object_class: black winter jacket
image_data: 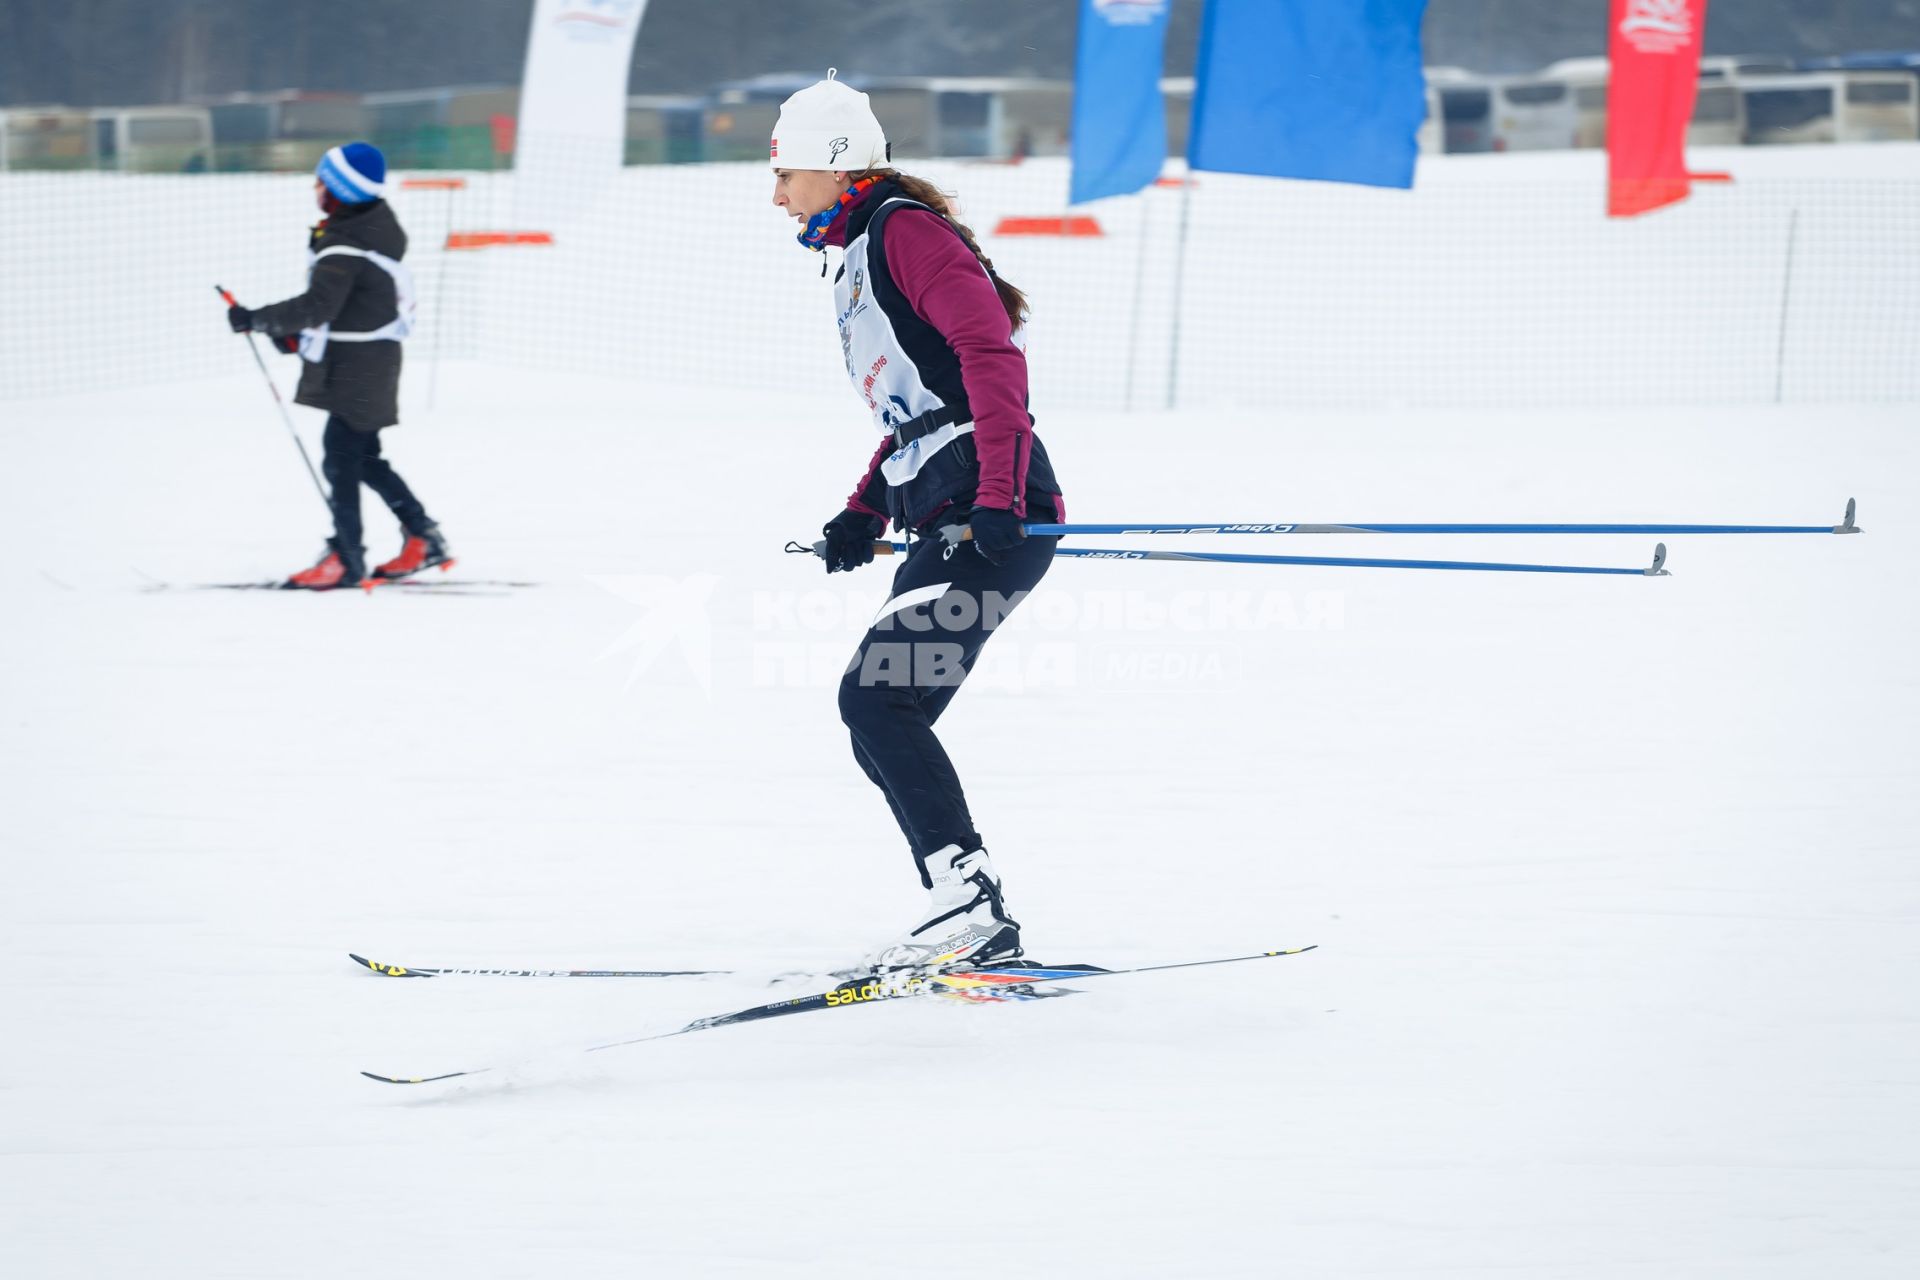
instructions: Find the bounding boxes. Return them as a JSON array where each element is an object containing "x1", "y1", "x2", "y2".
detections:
[{"x1": 251, "y1": 200, "x2": 409, "y2": 430}]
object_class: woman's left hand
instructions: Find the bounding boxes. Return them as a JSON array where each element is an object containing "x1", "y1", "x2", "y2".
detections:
[{"x1": 968, "y1": 507, "x2": 1026, "y2": 564}]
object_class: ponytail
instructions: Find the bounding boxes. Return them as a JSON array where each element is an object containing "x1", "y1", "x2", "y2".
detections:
[{"x1": 851, "y1": 168, "x2": 1029, "y2": 332}]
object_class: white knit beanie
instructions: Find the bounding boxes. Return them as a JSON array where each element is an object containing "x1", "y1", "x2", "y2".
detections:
[{"x1": 770, "y1": 70, "x2": 889, "y2": 171}]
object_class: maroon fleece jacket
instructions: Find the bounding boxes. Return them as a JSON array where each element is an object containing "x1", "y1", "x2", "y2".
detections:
[{"x1": 826, "y1": 196, "x2": 1037, "y2": 519}]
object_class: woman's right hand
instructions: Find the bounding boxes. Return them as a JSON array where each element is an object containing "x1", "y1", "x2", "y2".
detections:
[{"x1": 821, "y1": 508, "x2": 887, "y2": 573}]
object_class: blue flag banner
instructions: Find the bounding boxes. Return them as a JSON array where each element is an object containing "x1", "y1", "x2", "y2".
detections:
[
  {"x1": 1188, "y1": 0, "x2": 1430, "y2": 190},
  {"x1": 1070, "y1": 0, "x2": 1173, "y2": 205}
]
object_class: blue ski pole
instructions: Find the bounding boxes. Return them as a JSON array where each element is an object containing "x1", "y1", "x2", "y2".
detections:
[
  {"x1": 1022, "y1": 499, "x2": 1859, "y2": 537},
  {"x1": 788, "y1": 535, "x2": 1671, "y2": 577},
  {"x1": 1036, "y1": 543, "x2": 1670, "y2": 576}
]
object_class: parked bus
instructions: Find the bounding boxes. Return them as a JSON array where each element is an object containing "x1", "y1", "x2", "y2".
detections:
[
  {"x1": 1492, "y1": 77, "x2": 1579, "y2": 150},
  {"x1": 1740, "y1": 72, "x2": 1920, "y2": 144},
  {"x1": 1688, "y1": 80, "x2": 1745, "y2": 146},
  {"x1": 1428, "y1": 68, "x2": 1494, "y2": 154},
  {"x1": 0, "y1": 107, "x2": 93, "y2": 170},
  {"x1": 1539, "y1": 54, "x2": 1831, "y2": 150},
  {"x1": 625, "y1": 95, "x2": 705, "y2": 164},
  {"x1": 199, "y1": 91, "x2": 368, "y2": 170},
  {"x1": 1539, "y1": 57, "x2": 1609, "y2": 148},
  {"x1": 91, "y1": 106, "x2": 212, "y2": 172},
  {"x1": 1431, "y1": 72, "x2": 1575, "y2": 154},
  {"x1": 841, "y1": 77, "x2": 1072, "y2": 160},
  {"x1": 362, "y1": 85, "x2": 517, "y2": 169},
  {"x1": 988, "y1": 79, "x2": 1075, "y2": 158},
  {"x1": 1437, "y1": 86, "x2": 1493, "y2": 152}
]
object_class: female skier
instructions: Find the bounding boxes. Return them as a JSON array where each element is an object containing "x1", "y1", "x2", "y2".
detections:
[
  {"x1": 771, "y1": 74, "x2": 1065, "y2": 971},
  {"x1": 226, "y1": 141, "x2": 449, "y2": 589}
]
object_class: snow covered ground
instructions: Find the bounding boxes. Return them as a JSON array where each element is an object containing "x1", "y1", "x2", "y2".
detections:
[{"x1": 4, "y1": 360, "x2": 1916, "y2": 1277}]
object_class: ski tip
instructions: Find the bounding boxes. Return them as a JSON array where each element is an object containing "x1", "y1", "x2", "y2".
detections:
[
  {"x1": 362, "y1": 1070, "x2": 431, "y2": 1085},
  {"x1": 1643, "y1": 543, "x2": 1670, "y2": 577},
  {"x1": 1266, "y1": 945, "x2": 1318, "y2": 956},
  {"x1": 1834, "y1": 497, "x2": 1861, "y2": 534},
  {"x1": 349, "y1": 954, "x2": 427, "y2": 977},
  {"x1": 362, "y1": 1068, "x2": 474, "y2": 1085}
]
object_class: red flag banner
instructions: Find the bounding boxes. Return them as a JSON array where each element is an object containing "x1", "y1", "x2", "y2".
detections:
[{"x1": 1608, "y1": 0, "x2": 1709, "y2": 217}]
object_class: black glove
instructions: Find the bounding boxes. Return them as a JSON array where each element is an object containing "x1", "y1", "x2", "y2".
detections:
[
  {"x1": 227, "y1": 304, "x2": 256, "y2": 333},
  {"x1": 968, "y1": 506, "x2": 1026, "y2": 565},
  {"x1": 270, "y1": 333, "x2": 300, "y2": 355},
  {"x1": 821, "y1": 508, "x2": 886, "y2": 574}
]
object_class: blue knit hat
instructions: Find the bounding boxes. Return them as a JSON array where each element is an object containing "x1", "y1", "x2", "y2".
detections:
[{"x1": 316, "y1": 142, "x2": 387, "y2": 203}]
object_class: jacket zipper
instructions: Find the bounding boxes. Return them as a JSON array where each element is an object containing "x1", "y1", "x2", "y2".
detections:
[{"x1": 1012, "y1": 433, "x2": 1028, "y2": 514}]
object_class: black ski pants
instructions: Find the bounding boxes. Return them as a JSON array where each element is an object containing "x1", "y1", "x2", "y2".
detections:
[
  {"x1": 322, "y1": 415, "x2": 431, "y2": 570},
  {"x1": 838, "y1": 528, "x2": 1055, "y2": 886}
]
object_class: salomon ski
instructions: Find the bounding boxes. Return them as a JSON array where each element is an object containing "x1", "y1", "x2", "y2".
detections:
[{"x1": 361, "y1": 945, "x2": 1317, "y2": 1085}]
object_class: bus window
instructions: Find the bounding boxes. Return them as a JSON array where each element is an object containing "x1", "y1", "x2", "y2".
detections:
[
  {"x1": 128, "y1": 116, "x2": 206, "y2": 145},
  {"x1": 95, "y1": 117, "x2": 117, "y2": 161},
  {"x1": 1693, "y1": 85, "x2": 1738, "y2": 122},
  {"x1": 1687, "y1": 83, "x2": 1742, "y2": 146},
  {"x1": 1744, "y1": 87, "x2": 1835, "y2": 143},
  {"x1": 1846, "y1": 80, "x2": 1914, "y2": 105},
  {"x1": 1842, "y1": 77, "x2": 1919, "y2": 140},
  {"x1": 936, "y1": 92, "x2": 990, "y2": 127},
  {"x1": 1502, "y1": 82, "x2": 1567, "y2": 105},
  {"x1": 122, "y1": 113, "x2": 210, "y2": 170},
  {"x1": 279, "y1": 98, "x2": 366, "y2": 139},
  {"x1": 935, "y1": 92, "x2": 992, "y2": 157},
  {"x1": 1494, "y1": 80, "x2": 1577, "y2": 150},
  {"x1": 208, "y1": 103, "x2": 272, "y2": 145}
]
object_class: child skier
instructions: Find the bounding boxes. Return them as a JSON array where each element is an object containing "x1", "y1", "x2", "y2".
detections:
[{"x1": 226, "y1": 141, "x2": 449, "y2": 590}]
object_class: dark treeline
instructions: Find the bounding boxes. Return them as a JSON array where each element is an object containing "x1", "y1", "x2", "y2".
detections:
[{"x1": 3, "y1": 0, "x2": 1915, "y2": 109}]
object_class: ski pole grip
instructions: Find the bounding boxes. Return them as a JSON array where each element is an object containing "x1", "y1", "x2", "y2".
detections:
[{"x1": 796, "y1": 539, "x2": 897, "y2": 560}]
